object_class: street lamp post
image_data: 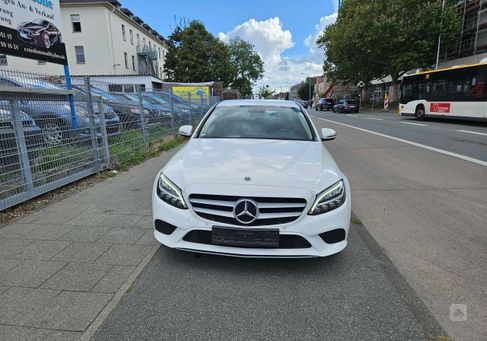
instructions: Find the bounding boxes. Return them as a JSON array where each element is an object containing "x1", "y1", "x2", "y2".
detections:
[{"x1": 435, "y1": 0, "x2": 446, "y2": 70}]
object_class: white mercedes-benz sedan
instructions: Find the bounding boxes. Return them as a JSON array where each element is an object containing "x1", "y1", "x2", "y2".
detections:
[{"x1": 152, "y1": 100, "x2": 351, "y2": 258}]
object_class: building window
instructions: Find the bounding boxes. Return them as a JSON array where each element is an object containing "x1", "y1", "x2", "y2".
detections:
[
  {"x1": 129, "y1": 29, "x2": 133, "y2": 45},
  {"x1": 122, "y1": 24, "x2": 126, "y2": 41},
  {"x1": 149, "y1": 41, "x2": 151, "y2": 49},
  {"x1": 158, "y1": 47, "x2": 161, "y2": 59},
  {"x1": 0, "y1": 54, "x2": 7, "y2": 65},
  {"x1": 142, "y1": 37, "x2": 146, "y2": 47},
  {"x1": 132, "y1": 55, "x2": 136, "y2": 71},
  {"x1": 136, "y1": 34, "x2": 140, "y2": 47},
  {"x1": 75, "y1": 46, "x2": 85, "y2": 63},
  {"x1": 124, "y1": 52, "x2": 128, "y2": 69},
  {"x1": 71, "y1": 14, "x2": 81, "y2": 32}
]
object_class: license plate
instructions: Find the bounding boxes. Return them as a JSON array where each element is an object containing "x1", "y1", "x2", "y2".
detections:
[{"x1": 211, "y1": 227, "x2": 279, "y2": 248}]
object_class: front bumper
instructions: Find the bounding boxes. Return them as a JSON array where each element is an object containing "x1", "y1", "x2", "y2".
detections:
[{"x1": 152, "y1": 183, "x2": 351, "y2": 258}]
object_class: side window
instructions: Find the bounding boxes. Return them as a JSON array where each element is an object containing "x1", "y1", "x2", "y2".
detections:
[
  {"x1": 465, "y1": 76, "x2": 485, "y2": 100},
  {"x1": 431, "y1": 79, "x2": 447, "y2": 101}
]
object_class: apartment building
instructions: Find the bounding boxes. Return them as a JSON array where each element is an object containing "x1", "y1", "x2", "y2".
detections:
[{"x1": 0, "y1": 0, "x2": 168, "y2": 91}]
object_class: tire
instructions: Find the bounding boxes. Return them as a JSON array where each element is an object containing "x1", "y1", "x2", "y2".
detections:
[
  {"x1": 42, "y1": 32, "x2": 50, "y2": 49},
  {"x1": 415, "y1": 105, "x2": 426, "y2": 121},
  {"x1": 332, "y1": 108, "x2": 335, "y2": 113},
  {"x1": 355, "y1": 109, "x2": 359, "y2": 113},
  {"x1": 40, "y1": 120, "x2": 65, "y2": 146}
]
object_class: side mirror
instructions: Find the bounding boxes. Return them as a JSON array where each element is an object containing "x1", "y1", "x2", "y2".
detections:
[
  {"x1": 321, "y1": 128, "x2": 337, "y2": 141},
  {"x1": 178, "y1": 125, "x2": 193, "y2": 137}
]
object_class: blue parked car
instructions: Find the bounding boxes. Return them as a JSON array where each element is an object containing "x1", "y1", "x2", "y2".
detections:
[
  {"x1": 0, "y1": 108, "x2": 42, "y2": 167},
  {"x1": 0, "y1": 76, "x2": 121, "y2": 145}
]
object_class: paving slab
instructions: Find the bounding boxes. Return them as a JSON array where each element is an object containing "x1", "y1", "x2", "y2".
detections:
[
  {"x1": 0, "y1": 286, "x2": 9, "y2": 295},
  {"x1": 25, "y1": 291, "x2": 112, "y2": 331},
  {"x1": 8, "y1": 240, "x2": 71, "y2": 261},
  {"x1": 0, "y1": 260, "x2": 67, "y2": 287},
  {"x1": 57, "y1": 225, "x2": 111, "y2": 242},
  {"x1": 91, "y1": 266, "x2": 136, "y2": 294},
  {"x1": 0, "y1": 286, "x2": 59, "y2": 325},
  {"x1": 0, "y1": 259, "x2": 21, "y2": 275},
  {"x1": 41, "y1": 262, "x2": 111, "y2": 292},
  {"x1": 0, "y1": 325, "x2": 51, "y2": 341},
  {"x1": 0, "y1": 238, "x2": 34, "y2": 258},
  {"x1": 99, "y1": 214, "x2": 144, "y2": 228},
  {"x1": 46, "y1": 330, "x2": 83, "y2": 341},
  {"x1": 66, "y1": 213, "x2": 111, "y2": 227},
  {"x1": 133, "y1": 215, "x2": 153, "y2": 229},
  {"x1": 136, "y1": 230, "x2": 158, "y2": 246},
  {"x1": 95, "y1": 244, "x2": 152, "y2": 266},
  {"x1": 22, "y1": 224, "x2": 75, "y2": 241},
  {"x1": 98, "y1": 228, "x2": 145, "y2": 244},
  {"x1": 0, "y1": 223, "x2": 37, "y2": 239},
  {"x1": 50, "y1": 242, "x2": 112, "y2": 263}
]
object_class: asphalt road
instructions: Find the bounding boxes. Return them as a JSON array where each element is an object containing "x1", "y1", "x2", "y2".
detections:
[
  {"x1": 310, "y1": 109, "x2": 487, "y2": 162},
  {"x1": 93, "y1": 227, "x2": 441, "y2": 341},
  {"x1": 311, "y1": 111, "x2": 487, "y2": 341}
]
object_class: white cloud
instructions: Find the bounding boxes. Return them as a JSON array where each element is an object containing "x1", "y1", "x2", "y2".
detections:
[
  {"x1": 218, "y1": 12, "x2": 337, "y2": 92},
  {"x1": 219, "y1": 17, "x2": 293, "y2": 66},
  {"x1": 303, "y1": 12, "x2": 337, "y2": 62}
]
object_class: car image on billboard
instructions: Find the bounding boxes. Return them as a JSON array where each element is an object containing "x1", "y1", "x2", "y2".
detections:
[{"x1": 17, "y1": 19, "x2": 62, "y2": 49}]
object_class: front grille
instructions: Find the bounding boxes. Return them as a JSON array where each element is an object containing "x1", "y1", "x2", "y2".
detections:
[
  {"x1": 183, "y1": 230, "x2": 311, "y2": 249},
  {"x1": 104, "y1": 112, "x2": 116, "y2": 119},
  {"x1": 189, "y1": 194, "x2": 307, "y2": 226}
]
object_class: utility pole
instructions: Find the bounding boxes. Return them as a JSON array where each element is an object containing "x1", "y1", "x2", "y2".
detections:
[{"x1": 435, "y1": 0, "x2": 446, "y2": 69}]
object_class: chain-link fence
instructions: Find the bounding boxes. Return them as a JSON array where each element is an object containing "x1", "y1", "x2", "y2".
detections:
[{"x1": 0, "y1": 70, "x2": 218, "y2": 211}]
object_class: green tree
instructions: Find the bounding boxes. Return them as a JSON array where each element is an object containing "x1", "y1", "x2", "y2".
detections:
[
  {"x1": 228, "y1": 37, "x2": 264, "y2": 97},
  {"x1": 164, "y1": 20, "x2": 234, "y2": 86},
  {"x1": 298, "y1": 80, "x2": 314, "y2": 101},
  {"x1": 257, "y1": 85, "x2": 275, "y2": 99},
  {"x1": 317, "y1": 0, "x2": 461, "y2": 85}
]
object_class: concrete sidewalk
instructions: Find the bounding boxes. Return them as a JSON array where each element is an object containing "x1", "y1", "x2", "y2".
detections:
[{"x1": 0, "y1": 148, "x2": 179, "y2": 340}]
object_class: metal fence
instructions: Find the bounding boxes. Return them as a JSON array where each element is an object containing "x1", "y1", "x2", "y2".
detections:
[{"x1": 0, "y1": 70, "x2": 218, "y2": 211}]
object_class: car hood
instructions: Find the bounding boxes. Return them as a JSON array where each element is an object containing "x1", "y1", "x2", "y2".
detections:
[{"x1": 163, "y1": 139, "x2": 342, "y2": 193}]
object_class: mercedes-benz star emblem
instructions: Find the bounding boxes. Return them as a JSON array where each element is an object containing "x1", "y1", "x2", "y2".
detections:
[{"x1": 233, "y1": 199, "x2": 259, "y2": 224}]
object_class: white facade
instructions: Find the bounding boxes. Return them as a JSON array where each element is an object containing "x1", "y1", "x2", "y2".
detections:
[{"x1": 0, "y1": 1, "x2": 168, "y2": 82}]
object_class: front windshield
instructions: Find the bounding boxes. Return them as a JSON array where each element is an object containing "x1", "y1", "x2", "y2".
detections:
[{"x1": 198, "y1": 105, "x2": 314, "y2": 141}]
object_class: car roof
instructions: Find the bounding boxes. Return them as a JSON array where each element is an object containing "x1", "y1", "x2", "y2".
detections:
[{"x1": 218, "y1": 99, "x2": 299, "y2": 108}]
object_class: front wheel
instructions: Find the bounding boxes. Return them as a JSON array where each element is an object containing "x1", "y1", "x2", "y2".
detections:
[
  {"x1": 40, "y1": 121, "x2": 65, "y2": 146},
  {"x1": 42, "y1": 32, "x2": 51, "y2": 49},
  {"x1": 415, "y1": 105, "x2": 426, "y2": 120}
]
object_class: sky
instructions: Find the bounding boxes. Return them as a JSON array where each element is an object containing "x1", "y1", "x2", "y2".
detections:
[{"x1": 121, "y1": 0, "x2": 339, "y2": 91}]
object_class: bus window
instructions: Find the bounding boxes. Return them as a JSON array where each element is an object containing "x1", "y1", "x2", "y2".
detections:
[{"x1": 431, "y1": 79, "x2": 447, "y2": 101}]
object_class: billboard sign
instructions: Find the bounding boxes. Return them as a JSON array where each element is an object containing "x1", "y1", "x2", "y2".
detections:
[
  {"x1": 173, "y1": 85, "x2": 210, "y2": 102},
  {"x1": 0, "y1": 0, "x2": 67, "y2": 64}
]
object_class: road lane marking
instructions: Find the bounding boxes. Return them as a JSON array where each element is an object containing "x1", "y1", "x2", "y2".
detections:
[
  {"x1": 457, "y1": 129, "x2": 487, "y2": 137},
  {"x1": 400, "y1": 121, "x2": 427, "y2": 127},
  {"x1": 367, "y1": 117, "x2": 383, "y2": 121},
  {"x1": 316, "y1": 117, "x2": 487, "y2": 167}
]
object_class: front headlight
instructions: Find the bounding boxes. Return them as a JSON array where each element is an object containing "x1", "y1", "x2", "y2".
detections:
[
  {"x1": 308, "y1": 180, "x2": 346, "y2": 215},
  {"x1": 157, "y1": 173, "x2": 187, "y2": 209},
  {"x1": 64, "y1": 104, "x2": 89, "y2": 116}
]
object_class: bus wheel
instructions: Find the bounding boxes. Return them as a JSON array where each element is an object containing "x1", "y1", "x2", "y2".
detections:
[{"x1": 415, "y1": 105, "x2": 426, "y2": 120}]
